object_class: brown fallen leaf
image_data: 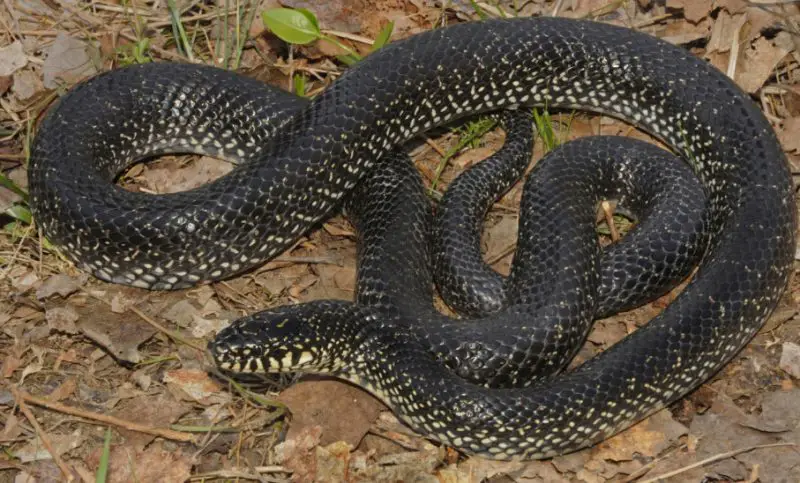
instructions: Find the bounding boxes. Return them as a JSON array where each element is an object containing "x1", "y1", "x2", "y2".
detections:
[
  {"x1": 274, "y1": 425, "x2": 323, "y2": 482},
  {"x1": 289, "y1": 274, "x2": 319, "y2": 299},
  {"x1": 0, "y1": 41, "x2": 27, "y2": 76},
  {"x1": 1, "y1": 346, "x2": 23, "y2": 379},
  {"x1": 304, "y1": 264, "x2": 353, "y2": 301},
  {"x1": 0, "y1": 75, "x2": 10, "y2": 96},
  {"x1": 90, "y1": 444, "x2": 193, "y2": 483},
  {"x1": 752, "y1": 388, "x2": 800, "y2": 433},
  {"x1": 716, "y1": 0, "x2": 748, "y2": 15},
  {"x1": 587, "y1": 319, "x2": 629, "y2": 347},
  {"x1": 36, "y1": 273, "x2": 88, "y2": 300},
  {"x1": 46, "y1": 377, "x2": 77, "y2": 402},
  {"x1": 685, "y1": 395, "x2": 777, "y2": 480},
  {"x1": 706, "y1": 11, "x2": 747, "y2": 54},
  {"x1": 45, "y1": 306, "x2": 79, "y2": 334},
  {"x1": 10, "y1": 269, "x2": 40, "y2": 293},
  {"x1": 277, "y1": 379, "x2": 385, "y2": 447},
  {"x1": 42, "y1": 32, "x2": 98, "y2": 89},
  {"x1": 162, "y1": 299, "x2": 200, "y2": 328},
  {"x1": 592, "y1": 409, "x2": 688, "y2": 461},
  {"x1": 484, "y1": 214, "x2": 518, "y2": 269},
  {"x1": 135, "y1": 156, "x2": 233, "y2": 194},
  {"x1": 14, "y1": 429, "x2": 85, "y2": 463},
  {"x1": 76, "y1": 300, "x2": 154, "y2": 364},
  {"x1": 735, "y1": 33, "x2": 794, "y2": 93},
  {"x1": 112, "y1": 393, "x2": 191, "y2": 450},
  {"x1": 666, "y1": 0, "x2": 713, "y2": 23},
  {"x1": 459, "y1": 457, "x2": 554, "y2": 481},
  {"x1": 163, "y1": 368, "x2": 231, "y2": 406},
  {"x1": 316, "y1": 440, "x2": 352, "y2": 483}
]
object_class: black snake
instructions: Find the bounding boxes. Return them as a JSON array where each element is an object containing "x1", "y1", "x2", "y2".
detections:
[{"x1": 28, "y1": 17, "x2": 795, "y2": 459}]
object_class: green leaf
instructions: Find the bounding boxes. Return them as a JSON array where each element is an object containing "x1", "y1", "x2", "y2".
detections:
[
  {"x1": 296, "y1": 8, "x2": 320, "y2": 32},
  {"x1": 372, "y1": 21, "x2": 394, "y2": 51},
  {"x1": 6, "y1": 204, "x2": 31, "y2": 225},
  {"x1": 262, "y1": 8, "x2": 321, "y2": 45}
]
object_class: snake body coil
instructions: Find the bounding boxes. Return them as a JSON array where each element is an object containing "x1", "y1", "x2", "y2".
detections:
[{"x1": 29, "y1": 17, "x2": 795, "y2": 459}]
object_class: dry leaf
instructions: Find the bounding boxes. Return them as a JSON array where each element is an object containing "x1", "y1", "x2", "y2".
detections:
[
  {"x1": 96, "y1": 445, "x2": 193, "y2": 483},
  {"x1": 0, "y1": 42, "x2": 27, "y2": 76},
  {"x1": 42, "y1": 32, "x2": 98, "y2": 89},
  {"x1": 75, "y1": 298, "x2": 155, "y2": 364},
  {"x1": 593, "y1": 409, "x2": 688, "y2": 460},
  {"x1": 707, "y1": 11, "x2": 747, "y2": 54},
  {"x1": 274, "y1": 426, "x2": 323, "y2": 482},
  {"x1": 15, "y1": 430, "x2": 85, "y2": 463},
  {"x1": 46, "y1": 377, "x2": 77, "y2": 402},
  {"x1": 735, "y1": 33, "x2": 793, "y2": 93},
  {"x1": 36, "y1": 273, "x2": 88, "y2": 300},
  {"x1": 163, "y1": 368, "x2": 230, "y2": 405},
  {"x1": 278, "y1": 379, "x2": 385, "y2": 447},
  {"x1": 45, "y1": 306, "x2": 79, "y2": 334},
  {"x1": 666, "y1": 0, "x2": 712, "y2": 23},
  {"x1": 112, "y1": 393, "x2": 190, "y2": 450}
]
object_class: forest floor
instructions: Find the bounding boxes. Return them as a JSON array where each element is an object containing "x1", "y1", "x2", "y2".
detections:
[{"x1": 1, "y1": 0, "x2": 800, "y2": 482}]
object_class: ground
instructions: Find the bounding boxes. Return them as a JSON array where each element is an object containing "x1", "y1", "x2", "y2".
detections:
[{"x1": 1, "y1": 0, "x2": 800, "y2": 482}]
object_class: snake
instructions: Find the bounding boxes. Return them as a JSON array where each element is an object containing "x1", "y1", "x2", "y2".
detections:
[{"x1": 28, "y1": 17, "x2": 795, "y2": 460}]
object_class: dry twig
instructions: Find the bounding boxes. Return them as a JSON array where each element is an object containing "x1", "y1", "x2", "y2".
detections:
[
  {"x1": 11, "y1": 387, "x2": 76, "y2": 482},
  {"x1": 14, "y1": 389, "x2": 198, "y2": 443}
]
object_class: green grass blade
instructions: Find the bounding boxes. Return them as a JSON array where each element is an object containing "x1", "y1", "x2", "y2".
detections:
[
  {"x1": 95, "y1": 427, "x2": 112, "y2": 483},
  {"x1": 167, "y1": 0, "x2": 194, "y2": 61},
  {"x1": 0, "y1": 172, "x2": 29, "y2": 201},
  {"x1": 372, "y1": 21, "x2": 394, "y2": 51}
]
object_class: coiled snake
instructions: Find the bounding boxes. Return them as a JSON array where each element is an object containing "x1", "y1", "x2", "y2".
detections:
[{"x1": 28, "y1": 17, "x2": 795, "y2": 459}]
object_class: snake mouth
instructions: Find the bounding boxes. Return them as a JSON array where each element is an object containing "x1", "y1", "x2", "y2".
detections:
[
  {"x1": 209, "y1": 314, "x2": 327, "y2": 375},
  {"x1": 209, "y1": 340, "x2": 321, "y2": 374}
]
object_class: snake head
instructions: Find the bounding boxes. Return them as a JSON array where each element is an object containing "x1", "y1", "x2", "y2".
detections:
[{"x1": 209, "y1": 300, "x2": 375, "y2": 375}]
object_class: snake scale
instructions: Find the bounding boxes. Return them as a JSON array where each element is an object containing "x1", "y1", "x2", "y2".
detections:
[{"x1": 28, "y1": 17, "x2": 795, "y2": 459}]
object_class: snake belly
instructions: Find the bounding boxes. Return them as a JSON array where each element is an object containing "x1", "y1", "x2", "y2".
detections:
[{"x1": 30, "y1": 17, "x2": 796, "y2": 459}]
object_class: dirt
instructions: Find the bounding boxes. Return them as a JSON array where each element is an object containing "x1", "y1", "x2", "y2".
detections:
[{"x1": 1, "y1": 0, "x2": 800, "y2": 482}]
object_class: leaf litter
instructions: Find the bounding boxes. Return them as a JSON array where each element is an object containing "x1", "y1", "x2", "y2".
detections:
[{"x1": 1, "y1": 0, "x2": 800, "y2": 481}]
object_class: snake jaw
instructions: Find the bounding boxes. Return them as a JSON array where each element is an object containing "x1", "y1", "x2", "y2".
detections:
[{"x1": 210, "y1": 300, "x2": 376, "y2": 376}]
